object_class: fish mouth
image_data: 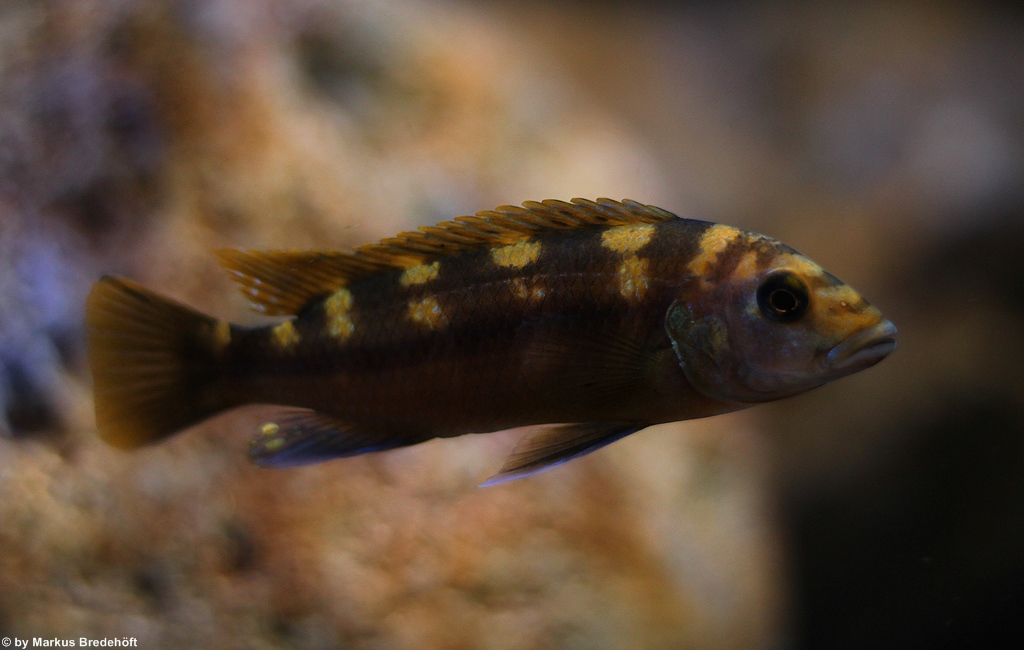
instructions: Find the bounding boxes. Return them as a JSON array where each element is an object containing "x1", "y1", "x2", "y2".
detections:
[{"x1": 826, "y1": 319, "x2": 898, "y2": 373}]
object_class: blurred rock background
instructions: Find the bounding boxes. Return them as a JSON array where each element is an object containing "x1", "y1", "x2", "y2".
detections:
[{"x1": 0, "y1": 0, "x2": 1021, "y2": 648}]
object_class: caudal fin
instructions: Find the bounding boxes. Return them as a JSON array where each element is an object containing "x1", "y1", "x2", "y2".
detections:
[{"x1": 86, "y1": 276, "x2": 231, "y2": 448}]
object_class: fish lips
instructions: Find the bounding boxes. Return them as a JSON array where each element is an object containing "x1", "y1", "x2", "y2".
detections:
[{"x1": 826, "y1": 319, "x2": 898, "y2": 374}]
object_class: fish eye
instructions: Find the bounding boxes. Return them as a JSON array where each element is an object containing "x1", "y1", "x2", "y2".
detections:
[{"x1": 757, "y1": 271, "x2": 809, "y2": 323}]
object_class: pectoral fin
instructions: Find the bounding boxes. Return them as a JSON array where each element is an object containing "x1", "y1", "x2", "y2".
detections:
[
  {"x1": 480, "y1": 422, "x2": 646, "y2": 486},
  {"x1": 249, "y1": 408, "x2": 428, "y2": 468},
  {"x1": 521, "y1": 318, "x2": 666, "y2": 413}
]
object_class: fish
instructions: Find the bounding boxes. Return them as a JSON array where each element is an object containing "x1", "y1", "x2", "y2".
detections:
[{"x1": 85, "y1": 198, "x2": 897, "y2": 484}]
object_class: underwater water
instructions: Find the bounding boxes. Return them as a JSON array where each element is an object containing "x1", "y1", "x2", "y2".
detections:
[{"x1": 1, "y1": 1, "x2": 1021, "y2": 648}]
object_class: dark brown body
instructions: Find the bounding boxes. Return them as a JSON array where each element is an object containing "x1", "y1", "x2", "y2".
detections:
[{"x1": 222, "y1": 218, "x2": 732, "y2": 438}]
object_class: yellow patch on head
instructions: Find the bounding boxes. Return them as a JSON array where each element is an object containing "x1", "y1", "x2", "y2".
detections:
[
  {"x1": 814, "y1": 282, "x2": 864, "y2": 319},
  {"x1": 601, "y1": 223, "x2": 656, "y2": 255},
  {"x1": 731, "y1": 251, "x2": 761, "y2": 280},
  {"x1": 324, "y1": 288, "x2": 355, "y2": 340},
  {"x1": 407, "y1": 296, "x2": 448, "y2": 330},
  {"x1": 212, "y1": 320, "x2": 231, "y2": 352},
  {"x1": 400, "y1": 261, "x2": 440, "y2": 287},
  {"x1": 764, "y1": 252, "x2": 875, "y2": 332},
  {"x1": 777, "y1": 253, "x2": 823, "y2": 279},
  {"x1": 491, "y1": 241, "x2": 542, "y2": 269},
  {"x1": 688, "y1": 224, "x2": 743, "y2": 278},
  {"x1": 617, "y1": 256, "x2": 650, "y2": 300},
  {"x1": 272, "y1": 320, "x2": 301, "y2": 348}
]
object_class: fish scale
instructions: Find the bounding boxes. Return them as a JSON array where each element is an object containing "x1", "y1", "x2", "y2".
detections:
[{"x1": 86, "y1": 198, "x2": 896, "y2": 484}]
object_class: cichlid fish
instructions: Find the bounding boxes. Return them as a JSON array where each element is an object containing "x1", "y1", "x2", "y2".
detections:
[{"x1": 86, "y1": 199, "x2": 896, "y2": 484}]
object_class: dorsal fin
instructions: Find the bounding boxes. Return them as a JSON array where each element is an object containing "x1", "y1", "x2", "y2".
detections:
[{"x1": 218, "y1": 198, "x2": 678, "y2": 315}]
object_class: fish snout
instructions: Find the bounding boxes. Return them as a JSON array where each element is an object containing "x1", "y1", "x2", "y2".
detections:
[{"x1": 825, "y1": 319, "x2": 898, "y2": 374}]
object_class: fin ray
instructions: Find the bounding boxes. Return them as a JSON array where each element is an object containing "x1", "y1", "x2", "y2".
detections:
[
  {"x1": 481, "y1": 422, "x2": 645, "y2": 486},
  {"x1": 86, "y1": 276, "x2": 228, "y2": 448},
  {"x1": 521, "y1": 317, "x2": 665, "y2": 412}
]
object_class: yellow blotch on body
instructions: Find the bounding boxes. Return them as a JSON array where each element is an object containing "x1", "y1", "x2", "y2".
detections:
[
  {"x1": 491, "y1": 241, "x2": 542, "y2": 269},
  {"x1": 263, "y1": 437, "x2": 285, "y2": 451},
  {"x1": 407, "y1": 296, "x2": 448, "y2": 330},
  {"x1": 272, "y1": 320, "x2": 301, "y2": 348},
  {"x1": 260, "y1": 422, "x2": 280, "y2": 436},
  {"x1": 509, "y1": 278, "x2": 547, "y2": 302},
  {"x1": 510, "y1": 278, "x2": 529, "y2": 300},
  {"x1": 212, "y1": 320, "x2": 231, "y2": 352},
  {"x1": 601, "y1": 223, "x2": 656, "y2": 254},
  {"x1": 253, "y1": 422, "x2": 285, "y2": 452},
  {"x1": 617, "y1": 256, "x2": 650, "y2": 300},
  {"x1": 687, "y1": 224, "x2": 743, "y2": 278},
  {"x1": 325, "y1": 288, "x2": 355, "y2": 340},
  {"x1": 400, "y1": 261, "x2": 440, "y2": 287}
]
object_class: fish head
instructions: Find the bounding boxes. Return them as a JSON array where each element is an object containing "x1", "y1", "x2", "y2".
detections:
[{"x1": 666, "y1": 233, "x2": 897, "y2": 404}]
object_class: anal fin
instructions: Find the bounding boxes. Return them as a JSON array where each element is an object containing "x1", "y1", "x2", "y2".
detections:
[
  {"x1": 480, "y1": 422, "x2": 646, "y2": 486},
  {"x1": 249, "y1": 408, "x2": 424, "y2": 468}
]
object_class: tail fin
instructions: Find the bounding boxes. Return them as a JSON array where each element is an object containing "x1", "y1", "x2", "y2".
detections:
[{"x1": 85, "y1": 276, "x2": 231, "y2": 448}]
